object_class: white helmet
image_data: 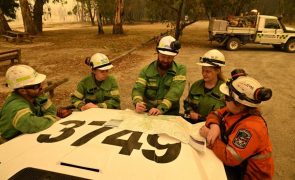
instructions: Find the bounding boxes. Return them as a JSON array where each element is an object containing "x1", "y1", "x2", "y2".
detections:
[
  {"x1": 86, "y1": 53, "x2": 113, "y2": 70},
  {"x1": 157, "y1": 35, "x2": 181, "y2": 56},
  {"x1": 6, "y1": 65, "x2": 46, "y2": 90},
  {"x1": 220, "y1": 70, "x2": 272, "y2": 107},
  {"x1": 250, "y1": 9, "x2": 258, "y2": 14},
  {"x1": 197, "y1": 49, "x2": 225, "y2": 67}
]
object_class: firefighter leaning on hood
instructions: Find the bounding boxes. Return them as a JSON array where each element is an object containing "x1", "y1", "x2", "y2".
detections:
[
  {"x1": 0, "y1": 65, "x2": 58, "y2": 142},
  {"x1": 199, "y1": 69, "x2": 274, "y2": 180},
  {"x1": 131, "y1": 35, "x2": 186, "y2": 116},
  {"x1": 71, "y1": 53, "x2": 120, "y2": 111}
]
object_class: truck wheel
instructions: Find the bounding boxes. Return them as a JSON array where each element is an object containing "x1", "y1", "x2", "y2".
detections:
[
  {"x1": 285, "y1": 39, "x2": 295, "y2": 53},
  {"x1": 226, "y1": 37, "x2": 240, "y2": 51}
]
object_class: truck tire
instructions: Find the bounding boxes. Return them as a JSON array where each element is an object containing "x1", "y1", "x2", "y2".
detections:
[
  {"x1": 226, "y1": 37, "x2": 240, "y2": 51},
  {"x1": 284, "y1": 39, "x2": 295, "y2": 53}
]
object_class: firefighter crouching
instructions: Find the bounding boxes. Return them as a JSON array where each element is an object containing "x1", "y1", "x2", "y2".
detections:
[{"x1": 199, "y1": 69, "x2": 274, "y2": 180}]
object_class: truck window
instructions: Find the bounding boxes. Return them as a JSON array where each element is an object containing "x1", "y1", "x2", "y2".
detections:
[{"x1": 264, "y1": 19, "x2": 281, "y2": 29}]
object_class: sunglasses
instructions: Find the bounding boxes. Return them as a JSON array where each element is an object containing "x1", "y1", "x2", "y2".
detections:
[
  {"x1": 225, "y1": 95, "x2": 235, "y2": 102},
  {"x1": 23, "y1": 83, "x2": 41, "y2": 90}
]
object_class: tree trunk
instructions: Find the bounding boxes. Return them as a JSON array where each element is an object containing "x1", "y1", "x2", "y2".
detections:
[
  {"x1": 19, "y1": 0, "x2": 37, "y2": 34},
  {"x1": 174, "y1": 0, "x2": 184, "y2": 40},
  {"x1": 0, "y1": 8, "x2": 11, "y2": 34},
  {"x1": 113, "y1": 0, "x2": 124, "y2": 34},
  {"x1": 33, "y1": 0, "x2": 45, "y2": 33},
  {"x1": 81, "y1": 2, "x2": 85, "y2": 22},
  {"x1": 96, "y1": 5, "x2": 104, "y2": 34},
  {"x1": 86, "y1": 0, "x2": 95, "y2": 26}
]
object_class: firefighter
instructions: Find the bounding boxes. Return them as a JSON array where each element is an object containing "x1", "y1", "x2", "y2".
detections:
[
  {"x1": 0, "y1": 65, "x2": 58, "y2": 142},
  {"x1": 132, "y1": 35, "x2": 186, "y2": 116},
  {"x1": 71, "y1": 53, "x2": 120, "y2": 111},
  {"x1": 199, "y1": 69, "x2": 274, "y2": 180},
  {"x1": 183, "y1": 49, "x2": 226, "y2": 124}
]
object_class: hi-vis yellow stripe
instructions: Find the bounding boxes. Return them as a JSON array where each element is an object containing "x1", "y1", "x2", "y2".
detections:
[
  {"x1": 73, "y1": 90, "x2": 84, "y2": 99},
  {"x1": 133, "y1": 96, "x2": 143, "y2": 101},
  {"x1": 110, "y1": 90, "x2": 120, "y2": 96},
  {"x1": 44, "y1": 115, "x2": 58, "y2": 122},
  {"x1": 74, "y1": 100, "x2": 83, "y2": 108},
  {"x1": 12, "y1": 108, "x2": 32, "y2": 127},
  {"x1": 98, "y1": 103, "x2": 108, "y2": 108},
  {"x1": 16, "y1": 75, "x2": 33, "y2": 83},
  {"x1": 162, "y1": 99, "x2": 172, "y2": 109},
  {"x1": 136, "y1": 78, "x2": 147, "y2": 86},
  {"x1": 173, "y1": 75, "x2": 186, "y2": 81}
]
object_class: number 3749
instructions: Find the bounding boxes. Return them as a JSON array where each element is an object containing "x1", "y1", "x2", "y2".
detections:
[{"x1": 37, "y1": 120, "x2": 181, "y2": 163}]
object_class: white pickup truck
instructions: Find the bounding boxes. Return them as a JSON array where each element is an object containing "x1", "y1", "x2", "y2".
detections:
[{"x1": 209, "y1": 14, "x2": 295, "y2": 52}]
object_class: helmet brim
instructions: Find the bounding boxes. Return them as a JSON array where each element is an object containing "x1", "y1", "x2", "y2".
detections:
[
  {"x1": 97, "y1": 64, "x2": 113, "y2": 70},
  {"x1": 219, "y1": 83, "x2": 229, "y2": 96},
  {"x1": 196, "y1": 62, "x2": 225, "y2": 67},
  {"x1": 159, "y1": 50, "x2": 177, "y2": 56},
  {"x1": 28, "y1": 73, "x2": 46, "y2": 86}
]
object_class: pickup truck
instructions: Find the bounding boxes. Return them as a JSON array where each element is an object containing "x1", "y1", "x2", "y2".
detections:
[{"x1": 209, "y1": 14, "x2": 295, "y2": 52}]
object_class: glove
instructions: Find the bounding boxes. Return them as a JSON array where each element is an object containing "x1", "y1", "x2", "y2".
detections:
[{"x1": 57, "y1": 107, "x2": 73, "y2": 118}]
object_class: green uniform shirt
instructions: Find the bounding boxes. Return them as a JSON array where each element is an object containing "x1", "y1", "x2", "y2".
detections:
[
  {"x1": 132, "y1": 60, "x2": 186, "y2": 115},
  {"x1": 71, "y1": 74, "x2": 120, "y2": 110},
  {"x1": 0, "y1": 92, "x2": 58, "y2": 140},
  {"x1": 184, "y1": 79, "x2": 225, "y2": 118}
]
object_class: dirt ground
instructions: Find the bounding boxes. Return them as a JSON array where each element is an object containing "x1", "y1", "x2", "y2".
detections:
[{"x1": 1, "y1": 21, "x2": 295, "y2": 179}]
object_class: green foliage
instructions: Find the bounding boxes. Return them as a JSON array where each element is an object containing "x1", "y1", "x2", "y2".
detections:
[
  {"x1": 145, "y1": 0, "x2": 201, "y2": 22},
  {"x1": 97, "y1": 0, "x2": 116, "y2": 23},
  {"x1": 0, "y1": 0, "x2": 19, "y2": 19},
  {"x1": 124, "y1": 0, "x2": 145, "y2": 22}
]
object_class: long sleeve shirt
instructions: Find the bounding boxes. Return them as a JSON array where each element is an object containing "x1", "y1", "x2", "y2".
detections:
[
  {"x1": 184, "y1": 79, "x2": 225, "y2": 118},
  {"x1": 132, "y1": 60, "x2": 186, "y2": 115},
  {"x1": 205, "y1": 107, "x2": 274, "y2": 180},
  {"x1": 71, "y1": 75, "x2": 120, "y2": 110},
  {"x1": 0, "y1": 92, "x2": 58, "y2": 140}
]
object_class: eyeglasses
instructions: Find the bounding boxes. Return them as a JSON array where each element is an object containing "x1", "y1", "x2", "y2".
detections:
[
  {"x1": 23, "y1": 83, "x2": 41, "y2": 90},
  {"x1": 225, "y1": 95, "x2": 235, "y2": 102}
]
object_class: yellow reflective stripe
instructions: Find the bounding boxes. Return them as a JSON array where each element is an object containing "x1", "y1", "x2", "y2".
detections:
[
  {"x1": 173, "y1": 75, "x2": 186, "y2": 81},
  {"x1": 162, "y1": 99, "x2": 172, "y2": 109},
  {"x1": 110, "y1": 90, "x2": 120, "y2": 96},
  {"x1": 98, "y1": 103, "x2": 107, "y2": 108},
  {"x1": 42, "y1": 99, "x2": 52, "y2": 110},
  {"x1": 133, "y1": 96, "x2": 143, "y2": 101},
  {"x1": 251, "y1": 152, "x2": 272, "y2": 160},
  {"x1": 136, "y1": 78, "x2": 147, "y2": 86},
  {"x1": 74, "y1": 100, "x2": 83, "y2": 108},
  {"x1": 12, "y1": 108, "x2": 32, "y2": 127},
  {"x1": 16, "y1": 75, "x2": 33, "y2": 83},
  {"x1": 226, "y1": 145, "x2": 243, "y2": 162},
  {"x1": 44, "y1": 115, "x2": 58, "y2": 122},
  {"x1": 73, "y1": 90, "x2": 84, "y2": 99}
]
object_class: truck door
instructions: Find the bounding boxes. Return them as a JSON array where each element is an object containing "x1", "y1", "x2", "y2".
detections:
[{"x1": 255, "y1": 18, "x2": 284, "y2": 44}]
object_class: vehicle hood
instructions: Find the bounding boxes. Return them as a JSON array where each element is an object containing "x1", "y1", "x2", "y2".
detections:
[{"x1": 285, "y1": 26, "x2": 295, "y2": 33}]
